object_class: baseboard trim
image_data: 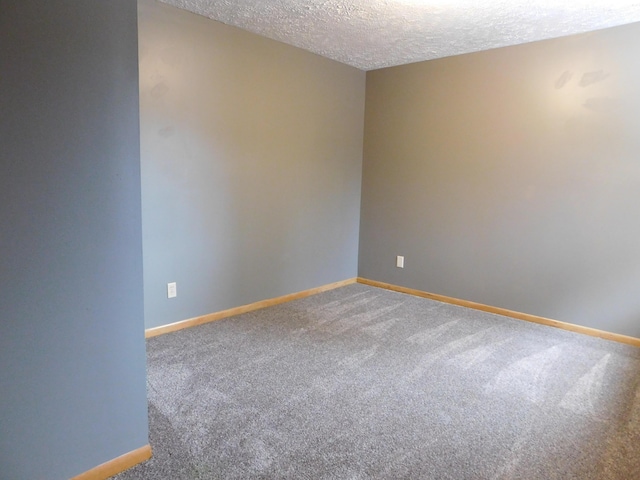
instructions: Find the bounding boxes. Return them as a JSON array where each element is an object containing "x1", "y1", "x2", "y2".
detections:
[
  {"x1": 70, "y1": 444, "x2": 152, "y2": 480},
  {"x1": 146, "y1": 278, "x2": 358, "y2": 338},
  {"x1": 357, "y1": 278, "x2": 640, "y2": 347}
]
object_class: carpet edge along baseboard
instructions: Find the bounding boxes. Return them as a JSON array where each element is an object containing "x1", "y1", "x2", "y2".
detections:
[
  {"x1": 357, "y1": 278, "x2": 640, "y2": 348},
  {"x1": 145, "y1": 278, "x2": 358, "y2": 338},
  {"x1": 70, "y1": 444, "x2": 152, "y2": 480}
]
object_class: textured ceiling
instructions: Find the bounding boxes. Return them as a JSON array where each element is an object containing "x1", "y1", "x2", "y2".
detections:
[{"x1": 158, "y1": 0, "x2": 640, "y2": 70}]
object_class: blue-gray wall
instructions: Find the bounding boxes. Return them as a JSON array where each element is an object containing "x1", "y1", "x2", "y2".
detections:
[
  {"x1": 359, "y1": 23, "x2": 640, "y2": 338},
  {"x1": 138, "y1": 0, "x2": 365, "y2": 329},
  {"x1": 0, "y1": 1, "x2": 149, "y2": 478}
]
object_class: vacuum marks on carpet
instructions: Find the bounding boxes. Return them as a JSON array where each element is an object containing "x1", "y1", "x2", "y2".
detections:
[{"x1": 115, "y1": 284, "x2": 640, "y2": 480}]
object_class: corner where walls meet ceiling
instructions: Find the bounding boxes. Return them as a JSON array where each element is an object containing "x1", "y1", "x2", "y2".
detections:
[{"x1": 157, "y1": 0, "x2": 640, "y2": 70}]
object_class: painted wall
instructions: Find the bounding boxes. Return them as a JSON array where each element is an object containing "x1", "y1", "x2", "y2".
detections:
[
  {"x1": 0, "y1": 1, "x2": 149, "y2": 479},
  {"x1": 359, "y1": 23, "x2": 640, "y2": 338},
  {"x1": 138, "y1": 0, "x2": 365, "y2": 329}
]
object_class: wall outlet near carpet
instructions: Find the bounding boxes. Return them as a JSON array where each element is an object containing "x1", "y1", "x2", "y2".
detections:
[
  {"x1": 167, "y1": 282, "x2": 177, "y2": 299},
  {"x1": 396, "y1": 256, "x2": 404, "y2": 268}
]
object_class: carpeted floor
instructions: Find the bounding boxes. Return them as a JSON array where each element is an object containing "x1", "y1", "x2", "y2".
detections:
[{"x1": 114, "y1": 283, "x2": 640, "y2": 479}]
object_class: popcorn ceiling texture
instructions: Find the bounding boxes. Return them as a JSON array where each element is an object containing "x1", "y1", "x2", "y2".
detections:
[{"x1": 157, "y1": 0, "x2": 640, "y2": 70}]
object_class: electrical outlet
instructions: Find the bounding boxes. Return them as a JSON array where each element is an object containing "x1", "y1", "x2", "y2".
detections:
[
  {"x1": 396, "y1": 256, "x2": 404, "y2": 268},
  {"x1": 167, "y1": 282, "x2": 177, "y2": 298}
]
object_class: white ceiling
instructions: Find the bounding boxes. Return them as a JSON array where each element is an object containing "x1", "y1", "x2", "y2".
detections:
[{"x1": 158, "y1": 0, "x2": 640, "y2": 70}]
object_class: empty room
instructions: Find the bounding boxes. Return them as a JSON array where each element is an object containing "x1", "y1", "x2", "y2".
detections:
[{"x1": 2, "y1": 0, "x2": 640, "y2": 479}]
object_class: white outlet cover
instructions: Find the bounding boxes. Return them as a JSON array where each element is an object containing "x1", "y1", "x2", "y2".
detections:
[
  {"x1": 396, "y1": 256, "x2": 404, "y2": 268},
  {"x1": 167, "y1": 282, "x2": 177, "y2": 298}
]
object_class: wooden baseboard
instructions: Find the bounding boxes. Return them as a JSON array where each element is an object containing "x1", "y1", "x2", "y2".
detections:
[
  {"x1": 146, "y1": 278, "x2": 358, "y2": 338},
  {"x1": 357, "y1": 278, "x2": 640, "y2": 348},
  {"x1": 70, "y1": 444, "x2": 152, "y2": 480}
]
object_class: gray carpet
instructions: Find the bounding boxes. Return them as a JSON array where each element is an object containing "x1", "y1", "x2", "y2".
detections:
[{"x1": 114, "y1": 284, "x2": 640, "y2": 479}]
